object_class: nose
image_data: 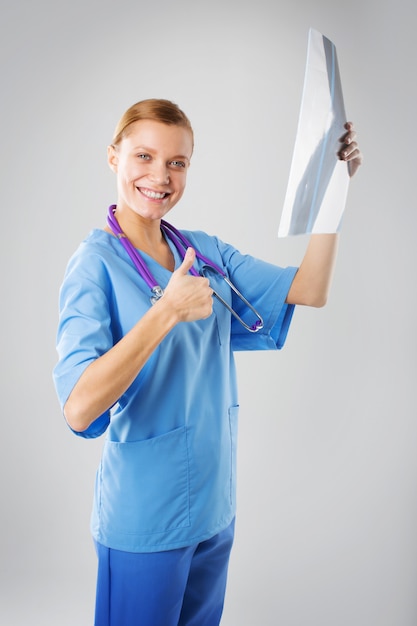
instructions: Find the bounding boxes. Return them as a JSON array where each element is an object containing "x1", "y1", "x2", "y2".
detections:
[{"x1": 149, "y1": 160, "x2": 170, "y2": 185}]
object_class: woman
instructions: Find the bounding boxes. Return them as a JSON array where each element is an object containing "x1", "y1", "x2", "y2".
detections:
[{"x1": 53, "y1": 98, "x2": 362, "y2": 626}]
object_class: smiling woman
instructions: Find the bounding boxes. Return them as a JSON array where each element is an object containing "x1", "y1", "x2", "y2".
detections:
[
  {"x1": 53, "y1": 97, "x2": 362, "y2": 626},
  {"x1": 107, "y1": 117, "x2": 193, "y2": 231}
]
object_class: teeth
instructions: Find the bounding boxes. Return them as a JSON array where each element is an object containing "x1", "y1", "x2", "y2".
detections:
[{"x1": 141, "y1": 188, "x2": 166, "y2": 199}]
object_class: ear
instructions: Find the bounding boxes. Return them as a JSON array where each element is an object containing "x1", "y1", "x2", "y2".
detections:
[{"x1": 107, "y1": 144, "x2": 119, "y2": 172}]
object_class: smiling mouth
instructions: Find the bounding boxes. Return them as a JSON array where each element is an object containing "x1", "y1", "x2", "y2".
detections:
[{"x1": 138, "y1": 187, "x2": 170, "y2": 200}]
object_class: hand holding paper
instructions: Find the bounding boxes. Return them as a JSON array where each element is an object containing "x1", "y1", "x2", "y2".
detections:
[{"x1": 339, "y1": 122, "x2": 362, "y2": 178}]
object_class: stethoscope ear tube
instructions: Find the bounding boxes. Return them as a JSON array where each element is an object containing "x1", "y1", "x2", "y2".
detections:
[
  {"x1": 200, "y1": 268, "x2": 264, "y2": 333},
  {"x1": 222, "y1": 276, "x2": 264, "y2": 332}
]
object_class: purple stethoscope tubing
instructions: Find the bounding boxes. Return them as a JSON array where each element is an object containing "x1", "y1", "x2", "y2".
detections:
[
  {"x1": 107, "y1": 205, "x2": 159, "y2": 289},
  {"x1": 107, "y1": 205, "x2": 263, "y2": 332}
]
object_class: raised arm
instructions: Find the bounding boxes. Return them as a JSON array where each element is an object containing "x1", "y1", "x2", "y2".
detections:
[{"x1": 286, "y1": 122, "x2": 363, "y2": 307}]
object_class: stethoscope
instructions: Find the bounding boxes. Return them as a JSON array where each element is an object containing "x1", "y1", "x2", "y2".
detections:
[{"x1": 107, "y1": 205, "x2": 264, "y2": 333}]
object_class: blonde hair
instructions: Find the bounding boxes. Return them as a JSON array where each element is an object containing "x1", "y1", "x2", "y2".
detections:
[{"x1": 112, "y1": 98, "x2": 194, "y2": 148}]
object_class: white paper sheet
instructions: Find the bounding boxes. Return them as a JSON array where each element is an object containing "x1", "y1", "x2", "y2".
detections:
[{"x1": 278, "y1": 29, "x2": 350, "y2": 237}]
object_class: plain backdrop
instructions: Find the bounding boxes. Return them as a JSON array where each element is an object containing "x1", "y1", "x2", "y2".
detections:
[{"x1": 1, "y1": 0, "x2": 416, "y2": 624}]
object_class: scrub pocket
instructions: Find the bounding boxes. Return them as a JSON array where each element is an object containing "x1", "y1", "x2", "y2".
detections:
[{"x1": 98, "y1": 426, "x2": 191, "y2": 537}]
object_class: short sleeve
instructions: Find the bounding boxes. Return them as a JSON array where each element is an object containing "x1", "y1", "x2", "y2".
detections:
[
  {"x1": 53, "y1": 246, "x2": 113, "y2": 438},
  {"x1": 214, "y1": 239, "x2": 298, "y2": 351}
]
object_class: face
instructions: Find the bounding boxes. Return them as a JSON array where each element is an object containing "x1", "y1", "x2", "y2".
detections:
[{"x1": 108, "y1": 119, "x2": 193, "y2": 222}]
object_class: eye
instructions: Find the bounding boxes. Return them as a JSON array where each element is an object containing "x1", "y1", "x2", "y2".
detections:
[
  {"x1": 169, "y1": 160, "x2": 186, "y2": 169},
  {"x1": 137, "y1": 153, "x2": 151, "y2": 161}
]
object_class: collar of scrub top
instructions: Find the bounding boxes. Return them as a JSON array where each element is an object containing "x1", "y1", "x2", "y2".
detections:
[{"x1": 107, "y1": 205, "x2": 264, "y2": 333}]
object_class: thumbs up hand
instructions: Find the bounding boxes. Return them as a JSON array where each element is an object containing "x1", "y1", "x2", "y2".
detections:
[
  {"x1": 162, "y1": 248, "x2": 214, "y2": 322},
  {"x1": 176, "y1": 247, "x2": 198, "y2": 276}
]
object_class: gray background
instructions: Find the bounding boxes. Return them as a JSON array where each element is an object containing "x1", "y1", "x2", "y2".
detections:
[{"x1": 1, "y1": 0, "x2": 415, "y2": 624}]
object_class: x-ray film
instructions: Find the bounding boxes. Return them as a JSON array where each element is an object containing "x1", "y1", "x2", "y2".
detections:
[{"x1": 278, "y1": 29, "x2": 350, "y2": 237}]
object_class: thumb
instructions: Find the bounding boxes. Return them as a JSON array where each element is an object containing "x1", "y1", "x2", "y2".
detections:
[{"x1": 177, "y1": 247, "x2": 196, "y2": 275}]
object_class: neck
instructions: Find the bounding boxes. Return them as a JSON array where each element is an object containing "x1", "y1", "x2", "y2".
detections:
[
  {"x1": 106, "y1": 205, "x2": 175, "y2": 271},
  {"x1": 109, "y1": 206, "x2": 164, "y2": 250}
]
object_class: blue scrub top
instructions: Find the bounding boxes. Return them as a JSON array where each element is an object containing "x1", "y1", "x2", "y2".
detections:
[{"x1": 53, "y1": 228, "x2": 297, "y2": 552}]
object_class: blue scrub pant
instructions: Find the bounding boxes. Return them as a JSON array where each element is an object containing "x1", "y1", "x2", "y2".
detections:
[{"x1": 94, "y1": 518, "x2": 235, "y2": 626}]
